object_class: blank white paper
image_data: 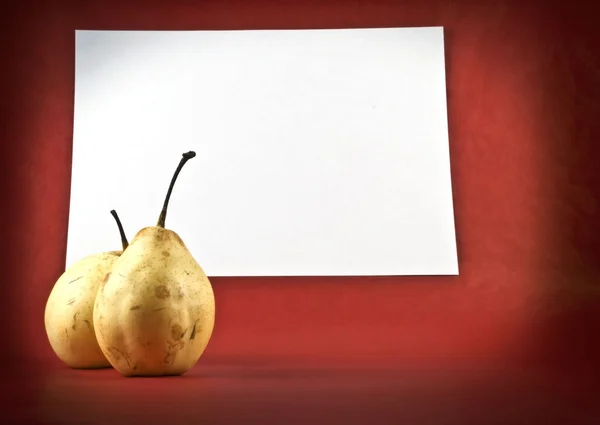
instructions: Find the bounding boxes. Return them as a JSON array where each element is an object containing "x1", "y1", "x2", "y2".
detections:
[{"x1": 68, "y1": 27, "x2": 458, "y2": 276}]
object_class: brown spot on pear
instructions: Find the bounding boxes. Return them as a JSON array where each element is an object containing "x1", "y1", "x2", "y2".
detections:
[
  {"x1": 171, "y1": 324, "x2": 184, "y2": 340},
  {"x1": 155, "y1": 285, "x2": 170, "y2": 299}
]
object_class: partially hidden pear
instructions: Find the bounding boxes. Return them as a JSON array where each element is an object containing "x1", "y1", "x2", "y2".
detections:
[
  {"x1": 93, "y1": 151, "x2": 216, "y2": 377},
  {"x1": 44, "y1": 210, "x2": 129, "y2": 369}
]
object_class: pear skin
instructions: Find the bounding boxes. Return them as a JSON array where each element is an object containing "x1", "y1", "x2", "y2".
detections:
[
  {"x1": 44, "y1": 210, "x2": 129, "y2": 369},
  {"x1": 93, "y1": 151, "x2": 216, "y2": 377}
]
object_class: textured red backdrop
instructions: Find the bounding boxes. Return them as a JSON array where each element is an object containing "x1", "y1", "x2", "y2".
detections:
[{"x1": 2, "y1": 0, "x2": 600, "y2": 424}]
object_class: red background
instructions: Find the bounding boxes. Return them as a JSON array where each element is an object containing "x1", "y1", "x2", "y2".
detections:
[{"x1": 3, "y1": 0, "x2": 600, "y2": 424}]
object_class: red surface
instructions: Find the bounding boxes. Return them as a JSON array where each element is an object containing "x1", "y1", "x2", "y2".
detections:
[{"x1": 2, "y1": 0, "x2": 600, "y2": 424}]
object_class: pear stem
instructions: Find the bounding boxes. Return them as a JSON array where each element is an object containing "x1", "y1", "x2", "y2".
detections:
[
  {"x1": 157, "y1": 151, "x2": 196, "y2": 228},
  {"x1": 110, "y1": 209, "x2": 129, "y2": 250}
]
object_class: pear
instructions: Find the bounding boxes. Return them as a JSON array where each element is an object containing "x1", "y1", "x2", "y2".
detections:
[
  {"x1": 93, "y1": 151, "x2": 216, "y2": 377},
  {"x1": 44, "y1": 209, "x2": 129, "y2": 369}
]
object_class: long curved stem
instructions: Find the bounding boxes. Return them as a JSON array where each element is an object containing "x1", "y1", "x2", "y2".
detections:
[
  {"x1": 157, "y1": 151, "x2": 196, "y2": 228},
  {"x1": 110, "y1": 209, "x2": 129, "y2": 250}
]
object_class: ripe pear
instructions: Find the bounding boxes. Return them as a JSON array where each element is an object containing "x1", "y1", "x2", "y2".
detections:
[
  {"x1": 93, "y1": 151, "x2": 216, "y2": 377},
  {"x1": 44, "y1": 209, "x2": 129, "y2": 369}
]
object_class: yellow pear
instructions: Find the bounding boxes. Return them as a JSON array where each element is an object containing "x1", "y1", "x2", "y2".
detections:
[
  {"x1": 44, "y1": 210, "x2": 129, "y2": 369},
  {"x1": 93, "y1": 151, "x2": 216, "y2": 377}
]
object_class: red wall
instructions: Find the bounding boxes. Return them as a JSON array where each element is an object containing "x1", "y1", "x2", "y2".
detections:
[{"x1": 4, "y1": 0, "x2": 600, "y2": 392}]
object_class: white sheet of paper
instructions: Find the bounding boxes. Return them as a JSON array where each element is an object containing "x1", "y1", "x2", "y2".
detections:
[{"x1": 68, "y1": 27, "x2": 458, "y2": 276}]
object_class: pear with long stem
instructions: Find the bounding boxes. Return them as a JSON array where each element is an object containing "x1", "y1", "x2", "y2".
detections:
[
  {"x1": 45, "y1": 210, "x2": 129, "y2": 369},
  {"x1": 94, "y1": 151, "x2": 216, "y2": 377}
]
